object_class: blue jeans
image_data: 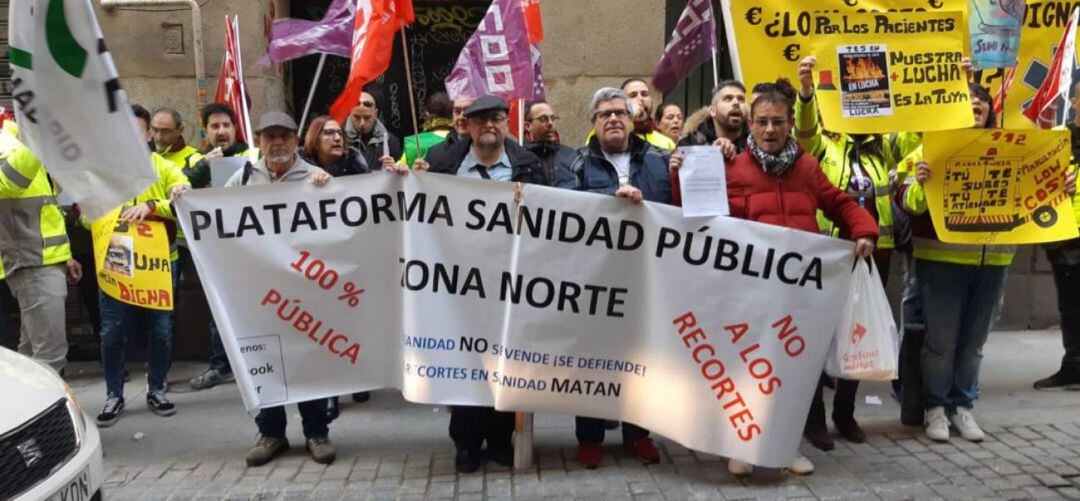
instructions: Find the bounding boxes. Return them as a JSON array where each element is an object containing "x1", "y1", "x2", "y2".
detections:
[
  {"x1": 208, "y1": 319, "x2": 231, "y2": 373},
  {"x1": 99, "y1": 267, "x2": 179, "y2": 397},
  {"x1": 255, "y1": 400, "x2": 329, "y2": 439},
  {"x1": 916, "y1": 259, "x2": 1007, "y2": 411}
]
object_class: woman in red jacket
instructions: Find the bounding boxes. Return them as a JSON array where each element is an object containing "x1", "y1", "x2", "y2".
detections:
[{"x1": 671, "y1": 78, "x2": 878, "y2": 476}]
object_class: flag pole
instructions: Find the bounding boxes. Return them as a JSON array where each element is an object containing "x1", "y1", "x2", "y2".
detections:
[
  {"x1": 299, "y1": 54, "x2": 328, "y2": 135},
  {"x1": 711, "y1": 52, "x2": 719, "y2": 89},
  {"x1": 232, "y1": 16, "x2": 255, "y2": 154},
  {"x1": 519, "y1": 99, "x2": 525, "y2": 146},
  {"x1": 399, "y1": 26, "x2": 422, "y2": 163}
]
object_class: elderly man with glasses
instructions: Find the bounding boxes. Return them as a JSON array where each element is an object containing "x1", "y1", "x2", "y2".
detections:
[
  {"x1": 554, "y1": 87, "x2": 671, "y2": 469},
  {"x1": 422, "y1": 95, "x2": 547, "y2": 473}
]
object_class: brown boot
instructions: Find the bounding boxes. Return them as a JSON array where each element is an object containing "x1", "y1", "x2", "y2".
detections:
[
  {"x1": 306, "y1": 437, "x2": 336, "y2": 464},
  {"x1": 246, "y1": 435, "x2": 288, "y2": 467}
]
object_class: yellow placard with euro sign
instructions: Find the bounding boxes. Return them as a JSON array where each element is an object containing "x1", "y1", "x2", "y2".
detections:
[
  {"x1": 923, "y1": 128, "x2": 1079, "y2": 245},
  {"x1": 809, "y1": 10, "x2": 975, "y2": 133},
  {"x1": 722, "y1": 0, "x2": 968, "y2": 91},
  {"x1": 91, "y1": 208, "x2": 174, "y2": 310}
]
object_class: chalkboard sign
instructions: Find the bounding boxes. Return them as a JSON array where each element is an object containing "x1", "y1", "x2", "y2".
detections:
[{"x1": 289, "y1": 0, "x2": 489, "y2": 139}]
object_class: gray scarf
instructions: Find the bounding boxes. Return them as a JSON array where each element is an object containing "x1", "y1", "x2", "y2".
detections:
[{"x1": 748, "y1": 134, "x2": 799, "y2": 177}]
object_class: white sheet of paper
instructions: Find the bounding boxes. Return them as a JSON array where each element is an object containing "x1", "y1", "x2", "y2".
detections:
[
  {"x1": 209, "y1": 157, "x2": 248, "y2": 188},
  {"x1": 677, "y1": 146, "x2": 728, "y2": 217}
]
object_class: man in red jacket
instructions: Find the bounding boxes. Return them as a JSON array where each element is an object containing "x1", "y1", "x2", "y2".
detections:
[{"x1": 671, "y1": 78, "x2": 877, "y2": 476}]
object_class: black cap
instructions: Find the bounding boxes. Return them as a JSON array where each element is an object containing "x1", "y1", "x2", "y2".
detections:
[
  {"x1": 463, "y1": 95, "x2": 510, "y2": 117},
  {"x1": 255, "y1": 111, "x2": 299, "y2": 133}
]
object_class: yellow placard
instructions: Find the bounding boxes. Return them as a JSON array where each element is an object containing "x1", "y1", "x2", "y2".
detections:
[
  {"x1": 91, "y1": 208, "x2": 174, "y2": 310},
  {"x1": 724, "y1": 0, "x2": 968, "y2": 91},
  {"x1": 923, "y1": 128, "x2": 1079, "y2": 244},
  {"x1": 808, "y1": 11, "x2": 974, "y2": 133}
]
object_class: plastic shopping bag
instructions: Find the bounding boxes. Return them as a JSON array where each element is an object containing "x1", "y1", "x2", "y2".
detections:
[{"x1": 825, "y1": 259, "x2": 899, "y2": 381}]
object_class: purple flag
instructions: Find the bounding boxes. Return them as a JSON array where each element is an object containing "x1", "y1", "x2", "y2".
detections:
[
  {"x1": 530, "y1": 44, "x2": 546, "y2": 101},
  {"x1": 652, "y1": 0, "x2": 716, "y2": 93},
  {"x1": 445, "y1": 0, "x2": 534, "y2": 101},
  {"x1": 262, "y1": 0, "x2": 355, "y2": 64}
]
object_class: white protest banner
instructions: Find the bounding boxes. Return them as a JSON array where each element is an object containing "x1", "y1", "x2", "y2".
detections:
[
  {"x1": 177, "y1": 172, "x2": 855, "y2": 468},
  {"x1": 9, "y1": 0, "x2": 158, "y2": 220}
]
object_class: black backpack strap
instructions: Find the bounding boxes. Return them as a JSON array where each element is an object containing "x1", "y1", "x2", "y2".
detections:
[{"x1": 240, "y1": 161, "x2": 254, "y2": 186}]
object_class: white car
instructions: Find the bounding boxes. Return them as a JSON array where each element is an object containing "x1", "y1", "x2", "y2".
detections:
[{"x1": 0, "y1": 347, "x2": 104, "y2": 501}]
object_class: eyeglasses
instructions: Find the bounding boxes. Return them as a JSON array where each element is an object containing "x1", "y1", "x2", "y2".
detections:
[
  {"x1": 530, "y1": 114, "x2": 559, "y2": 124},
  {"x1": 752, "y1": 118, "x2": 789, "y2": 129},
  {"x1": 594, "y1": 109, "x2": 630, "y2": 121},
  {"x1": 150, "y1": 126, "x2": 178, "y2": 136},
  {"x1": 469, "y1": 114, "x2": 508, "y2": 125},
  {"x1": 321, "y1": 129, "x2": 344, "y2": 138}
]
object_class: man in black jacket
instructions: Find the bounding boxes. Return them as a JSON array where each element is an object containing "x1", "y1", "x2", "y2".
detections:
[
  {"x1": 425, "y1": 96, "x2": 547, "y2": 185},
  {"x1": 523, "y1": 100, "x2": 575, "y2": 185},
  {"x1": 344, "y1": 90, "x2": 403, "y2": 171},
  {"x1": 678, "y1": 80, "x2": 749, "y2": 153},
  {"x1": 423, "y1": 96, "x2": 545, "y2": 474}
]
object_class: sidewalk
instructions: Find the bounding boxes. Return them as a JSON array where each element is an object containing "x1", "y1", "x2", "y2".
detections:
[{"x1": 67, "y1": 330, "x2": 1080, "y2": 500}]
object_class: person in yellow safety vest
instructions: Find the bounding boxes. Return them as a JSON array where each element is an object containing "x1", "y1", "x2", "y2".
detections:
[
  {"x1": 619, "y1": 78, "x2": 677, "y2": 151},
  {"x1": 94, "y1": 105, "x2": 191, "y2": 428},
  {"x1": 0, "y1": 120, "x2": 83, "y2": 373},
  {"x1": 897, "y1": 83, "x2": 1076, "y2": 443},
  {"x1": 793, "y1": 56, "x2": 922, "y2": 451},
  {"x1": 1035, "y1": 86, "x2": 1080, "y2": 391},
  {"x1": 151, "y1": 107, "x2": 199, "y2": 169}
]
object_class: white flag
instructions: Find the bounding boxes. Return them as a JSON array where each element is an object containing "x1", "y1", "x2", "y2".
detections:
[{"x1": 8, "y1": 0, "x2": 158, "y2": 220}]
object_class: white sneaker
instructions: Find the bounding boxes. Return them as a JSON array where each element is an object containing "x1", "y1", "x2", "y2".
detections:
[
  {"x1": 949, "y1": 408, "x2": 985, "y2": 442},
  {"x1": 925, "y1": 406, "x2": 950, "y2": 442},
  {"x1": 727, "y1": 458, "x2": 753, "y2": 476},
  {"x1": 788, "y1": 455, "x2": 814, "y2": 475}
]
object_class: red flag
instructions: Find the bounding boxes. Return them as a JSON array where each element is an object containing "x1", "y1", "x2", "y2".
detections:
[
  {"x1": 215, "y1": 16, "x2": 253, "y2": 143},
  {"x1": 522, "y1": 0, "x2": 543, "y2": 44},
  {"x1": 1023, "y1": 8, "x2": 1079, "y2": 128},
  {"x1": 329, "y1": 0, "x2": 415, "y2": 123}
]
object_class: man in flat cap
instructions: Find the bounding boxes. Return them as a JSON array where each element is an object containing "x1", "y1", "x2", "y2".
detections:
[{"x1": 423, "y1": 96, "x2": 547, "y2": 473}]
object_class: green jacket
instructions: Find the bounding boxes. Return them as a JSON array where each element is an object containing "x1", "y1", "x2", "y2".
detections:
[{"x1": 400, "y1": 130, "x2": 451, "y2": 166}]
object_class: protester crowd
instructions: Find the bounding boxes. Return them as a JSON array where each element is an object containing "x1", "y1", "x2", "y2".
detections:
[{"x1": 3, "y1": 54, "x2": 1080, "y2": 479}]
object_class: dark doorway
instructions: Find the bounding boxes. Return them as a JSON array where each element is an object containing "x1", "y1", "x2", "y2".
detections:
[{"x1": 288, "y1": 0, "x2": 489, "y2": 139}]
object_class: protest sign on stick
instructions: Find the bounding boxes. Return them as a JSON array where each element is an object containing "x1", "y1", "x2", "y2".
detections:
[
  {"x1": 969, "y1": 0, "x2": 1026, "y2": 70},
  {"x1": 808, "y1": 10, "x2": 974, "y2": 133},
  {"x1": 720, "y1": 0, "x2": 967, "y2": 90},
  {"x1": 923, "y1": 128, "x2": 1078, "y2": 244}
]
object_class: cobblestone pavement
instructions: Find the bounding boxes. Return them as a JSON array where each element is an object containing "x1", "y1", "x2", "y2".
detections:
[{"x1": 70, "y1": 331, "x2": 1080, "y2": 500}]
